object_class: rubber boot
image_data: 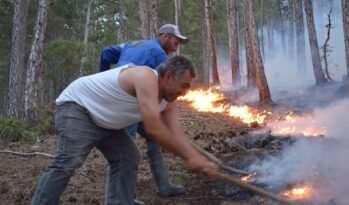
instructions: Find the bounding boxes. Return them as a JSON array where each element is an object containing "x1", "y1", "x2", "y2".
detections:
[{"x1": 147, "y1": 149, "x2": 185, "y2": 197}]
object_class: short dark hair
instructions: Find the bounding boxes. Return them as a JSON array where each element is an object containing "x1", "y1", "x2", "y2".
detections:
[{"x1": 157, "y1": 56, "x2": 196, "y2": 79}]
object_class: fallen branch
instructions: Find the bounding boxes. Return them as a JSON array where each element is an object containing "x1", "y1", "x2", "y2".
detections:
[
  {"x1": 215, "y1": 172, "x2": 298, "y2": 205},
  {"x1": 0, "y1": 150, "x2": 54, "y2": 158},
  {"x1": 190, "y1": 140, "x2": 249, "y2": 175}
]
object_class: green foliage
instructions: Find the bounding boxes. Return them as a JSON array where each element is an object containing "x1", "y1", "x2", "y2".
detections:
[{"x1": 0, "y1": 119, "x2": 36, "y2": 142}]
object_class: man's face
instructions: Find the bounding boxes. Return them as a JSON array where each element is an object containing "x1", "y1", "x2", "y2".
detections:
[
  {"x1": 163, "y1": 34, "x2": 180, "y2": 54},
  {"x1": 162, "y1": 70, "x2": 192, "y2": 102}
]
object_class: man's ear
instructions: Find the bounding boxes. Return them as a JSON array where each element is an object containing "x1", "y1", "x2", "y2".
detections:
[{"x1": 164, "y1": 70, "x2": 173, "y2": 79}]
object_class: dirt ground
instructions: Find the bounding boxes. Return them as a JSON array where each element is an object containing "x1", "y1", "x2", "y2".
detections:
[{"x1": 0, "y1": 82, "x2": 347, "y2": 205}]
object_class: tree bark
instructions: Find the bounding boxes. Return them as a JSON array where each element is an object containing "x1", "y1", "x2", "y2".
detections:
[
  {"x1": 304, "y1": 0, "x2": 327, "y2": 85},
  {"x1": 139, "y1": 0, "x2": 150, "y2": 39},
  {"x1": 117, "y1": 0, "x2": 128, "y2": 42},
  {"x1": 5, "y1": 0, "x2": 30, "y2": 119},
  {"x1": 288, "y1": 0, "x2": 295, "y2": 59},
  {"x1": 79, "y1": 0, "x2": 92, "y2": 76},
  {"x1": 295, "y1": 0, "x2": 307, "y2": 74},
  {"x1": 174, "y1": 0, "x2": 181, "y2": 55},
  {"x1": 150, "y1": 0, "x2": 158, "y2": 38},
  {"x1": 204, "y1": 0, "x2": 220, "y2": 86},
  {"x1": 227, "y1": 0, "x2": 240, "y2": 87},
  {"x1": 342, "y1": 0, "x2": 349, "y2": 91},
  {"x1": 25, "y1": 0, "x2": 51, "y2": 120},
  {"x1": 244, "y1": 0, "x2": 272, "y2": 104}
]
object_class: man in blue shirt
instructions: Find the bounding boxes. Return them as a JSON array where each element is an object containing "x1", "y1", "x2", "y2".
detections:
[{"x1": 99, "y1": 24, "x2": 189, "y2": 198}]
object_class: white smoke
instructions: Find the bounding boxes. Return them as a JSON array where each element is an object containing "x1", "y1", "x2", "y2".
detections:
[{"x1": 248, "y1": 98, "x2": 349, "y2": 204}]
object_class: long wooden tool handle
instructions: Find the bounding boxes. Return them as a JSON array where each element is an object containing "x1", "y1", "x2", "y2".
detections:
[
  {"x1": 190, "y1": 140, "x2": 249, "y2": 175},
  {"x1": 214, "y1": 172, "x2": 298, "y2": 205}
]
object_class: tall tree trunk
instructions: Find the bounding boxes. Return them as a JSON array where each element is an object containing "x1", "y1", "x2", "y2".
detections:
[
  {"x1": 295, "y1": 0, "x2": 307, "y2": 74},
  {"x1": 201, "y1": 7, "x2": 210, "y2": 86},
  {"x1": 174, "y1": 0, "x2": 181, "y2": 55},
  {"x1": 244, "y1": 0, "x2": 272, "y2": 104},
  {"x1": 79, "y1": 0, "x2": 92, "y2": 76},
  {"x1": 342, "y1": 0, "x2": 349, "y2": 91},
  {"x1": 227, "y1": 0, "x2": 240, "y2": 87},
  {"x1": 204, "y1": 0, "x2": 220, "y2": 86},
  {"x1": 150, "y1": 0, "x2": 158, "y2": 38},
  {"x1": 260, "y1": 0, "x2": 265, "y2": 61},
  {"x1": 5, "y1": 0, "x2": 30, "y2": 119},
  {"x1": 304, "y1": 0, "x2": 327, "y2": 85},
  {"x1": 25, "y1": 0, "x2": 51, "y2": 120},
  {"x1": 277, "y1": 0, "x2": 286, "y2": 53},
  {"x1": 288, "y1": 0, "x2": 295, "y2": 59},
  {"x1": 267, "y1": 19, "x2": 274, "y2": 56},
  {"x1": 117, "y1": 0, "x2": 128, "y2": 42},
  {"x1": 139, "y1": 0, "x2": 150, "y2": 39}
]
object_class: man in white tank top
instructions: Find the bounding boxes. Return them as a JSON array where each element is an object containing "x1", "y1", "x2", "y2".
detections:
[{"x1": 31, "y1": 56, "x2": 219, "y2": 205}]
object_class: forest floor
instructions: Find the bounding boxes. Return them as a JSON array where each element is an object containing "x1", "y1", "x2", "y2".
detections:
[{"x1": 0, "y1": 81, "x2": 347, "y2": 205}]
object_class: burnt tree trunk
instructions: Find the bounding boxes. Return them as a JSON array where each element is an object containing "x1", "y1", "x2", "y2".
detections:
[
  {"x1": 304, "y1": 0, "x2": 327, "y2": 85},
  {"x1": 25, "y1": 0, "x2": 51, "y2": 120},
  {"x1": 227, "y1": 0, "x2": 240, "y2": 87},
  {"x1": 342, "y1": 0, "x2": 349, "y2": 91},
  {"x1": 139, "y1": 0, "x2": 150, "y2": 39},
  {"x1": 295, "y1": 0, "x2": 307, "y2": 74},
  {"x1": 5, "y1": 0, "x2": 30, "y2": 119},
  {"x1": 79, "y1": 0, "x2": 92, "y2": 76},
  {"x1": 244, "y1": 0, "x2": 272, "y2": 104},
  {"x1": 204, "y1": 0, "x2": 220, "y2": 86},
  {"x1": 288, "y1": 0, "x2": 295, "y2": 59},
  {"x1": 174, "y1": 0, "x2": 181, "y2": 55},
  {"x1": 150, "y1": 0, "x2": 158, "y2": 38}
]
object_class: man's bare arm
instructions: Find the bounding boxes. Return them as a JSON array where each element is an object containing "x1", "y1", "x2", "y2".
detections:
[{"x1": 131, "y1": 69, "x2": 218, "y2": 175}]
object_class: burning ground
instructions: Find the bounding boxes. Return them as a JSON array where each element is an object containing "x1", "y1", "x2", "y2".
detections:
[{"x1": 0, "y1": 82, "x2": 348, "y2": 205}]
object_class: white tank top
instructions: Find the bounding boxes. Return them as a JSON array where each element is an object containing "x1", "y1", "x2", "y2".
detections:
[{"x1": 56, "y1": 64, "x2": 168, "y2": 129}]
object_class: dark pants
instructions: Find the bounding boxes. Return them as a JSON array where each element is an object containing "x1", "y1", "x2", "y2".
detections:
[{"x1": 31, "y1": 102, "x2": 140, "y2": 205}]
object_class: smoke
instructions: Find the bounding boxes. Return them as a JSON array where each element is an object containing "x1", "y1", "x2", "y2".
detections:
[{"x1": 248, "y1": 98, "x2": 349, "y2": 204}]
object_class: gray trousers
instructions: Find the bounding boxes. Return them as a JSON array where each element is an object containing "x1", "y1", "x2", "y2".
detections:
[{"x1": 31, "y1": 102, "x2": 140, "y2": 205}]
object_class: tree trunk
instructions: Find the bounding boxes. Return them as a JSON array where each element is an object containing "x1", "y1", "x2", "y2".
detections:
[
  {"x1": 227, "y1": 0, "x2": 240, "y2": 87},
  {"x1": 117, "y1": 0, "x2": 128, "y2": 42},
  {"x1": 288, "y1": 0, "x2": 295, "y2": 59},
  {"x1": 79, "y1": 0, "x2": 92, "y2": 76},
  {"x1": 201, "y1": 7, "x2": 210, "y2": 86},
  {"x1": 139, "y1": 0, "x2": 150, "y2": 39},
  {"x1": 5, "y1": 0, "x2": 30, "y2": 119},
  {"x1": 244, "y1": 0, "x2": 272, "y2": 104},
  {"x1": 295, "y1": 0, "x2": 307, "y2": 74},
  {"x1": 174, "y1": 0, "x2": 181, "y2": 55},
  {"x1": 277, "y1": 0, "x2": 286, "y2": 53},
  {"x1": 204, "y1": 0, "x2": 220, "y2": 86},
  {"x1": 150, "y1": 0, "x2": 158, "y2": 38},
  {"x1": 342, "y1": 0, "x2": 349, "y2": 91},
  {"x1": 25, "y1": 0, "x2": 51, "y2": 120},
  {"x1": 304, "y1": 0, "x2": 327, "y2": 85}
]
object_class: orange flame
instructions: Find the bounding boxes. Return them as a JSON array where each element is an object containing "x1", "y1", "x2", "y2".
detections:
[
  {"x1": 282, "y1": 184, "x2": 313, "y2": 200},
  {"x1": 271, "y1": 113, "x2": 327, "y2": 137},
  {"x1": 240, "y1": 172, "x2": 257, "y2": 182},
  {"x1": 178, "y1": 89, "x2": 267, "y2": 125}
]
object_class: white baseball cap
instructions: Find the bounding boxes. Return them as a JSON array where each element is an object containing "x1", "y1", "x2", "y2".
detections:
[{"x1": 159, "y1": 24, "x2": 189, "y2": 44}]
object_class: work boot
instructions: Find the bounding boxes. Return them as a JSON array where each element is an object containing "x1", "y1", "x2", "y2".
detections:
[{"x1": 147, "y1": 149, "x2": 186, "y2": 197}]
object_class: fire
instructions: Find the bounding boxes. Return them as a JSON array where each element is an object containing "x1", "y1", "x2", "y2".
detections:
[
  {"x1": 282, "y1": 184, "x2": 314, "y2": 200},
  {"x1": 178, "y1": 89, "x2": 267, "y2": 125},
  {"x1": 240, "y1": 172, "x2": 257, "y2": 182},
  {"x1": 228, "y1": 106, "x2": 266, "y2": 124},
  {"x1": 178, "y1": 89, "x2": 225, "y2": 112},
  {"x1": 271, "y1": 113, "x2": 327, "y2": 137}
]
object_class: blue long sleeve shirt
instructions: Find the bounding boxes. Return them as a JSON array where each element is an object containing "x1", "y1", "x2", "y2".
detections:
[{"x1": 99, "y1": 39, "x2": 167, "y2": 72}]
